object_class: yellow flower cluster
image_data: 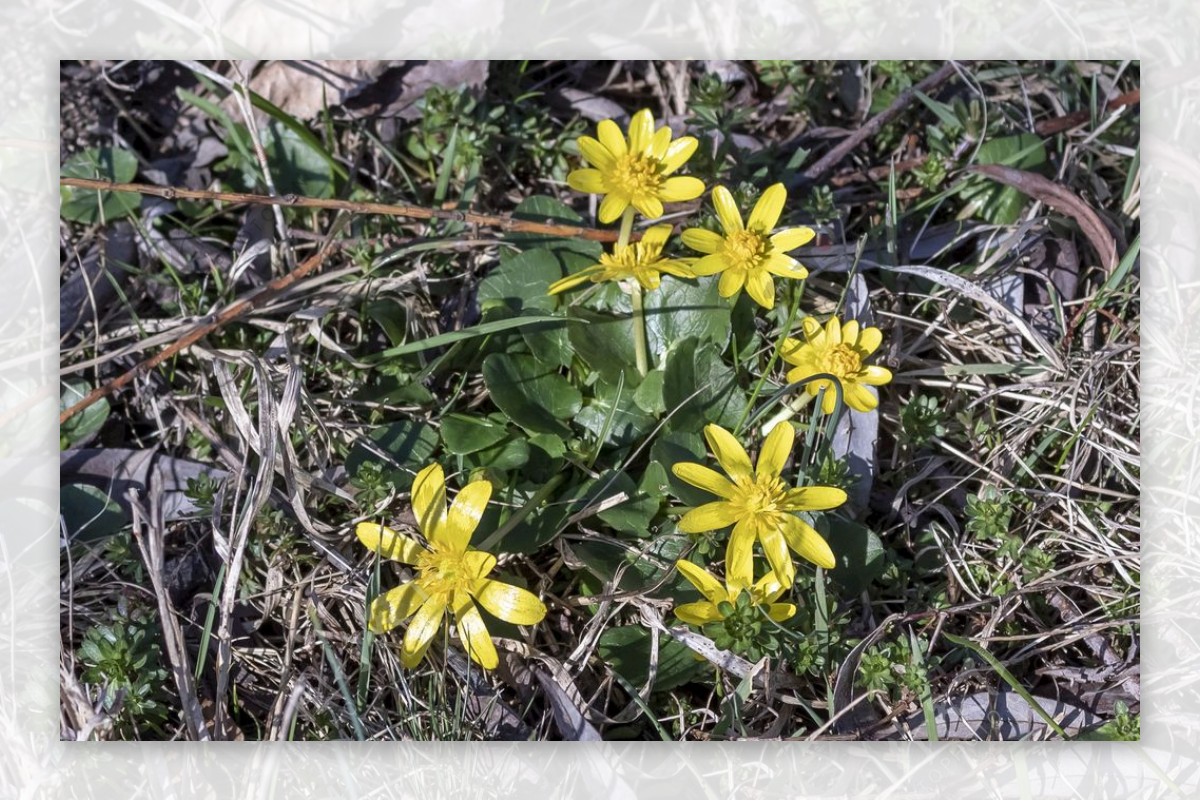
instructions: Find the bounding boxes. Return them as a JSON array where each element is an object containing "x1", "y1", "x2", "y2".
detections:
[{"x1": 359, "y1": 108, "x2": 896, "y2": 671}]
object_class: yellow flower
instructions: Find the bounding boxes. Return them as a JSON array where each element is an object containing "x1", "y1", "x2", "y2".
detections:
[
  {"x1": 673, "y1": 559, "x2": 796, "y2": 626},
  {"x1": 567, "y1": 108, "x2": 705, "y2": 223},
  {"x1": 547, "y1": 224, "x2": 692, "y2": 295},
  {"x1": 780, "y1": 315, "x2": 893, "y2": 414},
  {"x1": 671, "y1": 423, "x2": 846, "y2": 585},
  {"x1": 357, "y1": 463, "x2": 546, "y2": 670},
  {"x1": 679, "y1": 183, "x2": 813, "y2": 309}
]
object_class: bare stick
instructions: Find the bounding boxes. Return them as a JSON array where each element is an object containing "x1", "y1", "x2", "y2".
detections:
[
  {"x1": 59, "y1": 177, "x2": 625, "y2": 242},
  {"x1": 802, "y1": 61, "x2": 967, "y2": 182}
]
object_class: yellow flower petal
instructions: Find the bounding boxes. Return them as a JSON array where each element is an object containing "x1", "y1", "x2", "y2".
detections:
[
  {"x1": 671, "y1": 462, "x2": 736, "y2": 498},
  {"x1": 444, "y1": 479, "x2": 492, "y2": 553},
  {"x1": 675, "y1": 559, "x2": 727, "y2": 605},
  {"x1": 631, "y1": 194, "x2": 665, "y2": 220},
  {"x1": 762, "y1": 252, "x2": 808, "y2": 279},
  {"x1": 770, "y1": 226, "x2": 816, "y2": 252},
  {"x1": 473, "y1": 578, "x2": 546, "y2": 625},
  {"x1": 860, "y1": 365, "x2": 893, "y2": 386},
  {"x1": 548, "y1": 266, "x2": 603, "y2": 295},
  {"x1": 785, "y1": 485, "x2": 848, "y2": 511},
  {"x1": 780, "y1": 515, "x2": 836, "y2": 570},
  {"x1": 598, "y1": 193, "x2": 630, "y2": 224},
  {"x1": 680, "y1": 228, "x2": 724, "y2": 255},
  {"x1": 452, "y1": 593, "x2": 498, "y2": 670},
  {"x1": 760, "y1": 527, "x2": 795, "y2": 585},
  {"x1": 577, "y1": 135, "x2": 615, "y2": 171},
  {"x1": 463, "y1": 549, "x2": 498, "y2": 579},
  {"x1": 752, "y1": 570, "x2": 787, "y2": 602},
  {"x1": 661, "y1": 136, "x2": 699, "y2": 174},
  {"x1": 744, "y1": 270, "x2": 775, "y2": 309},
  {"x1": 411, "y1": 463, "x2": 447, "y2": 541},
  {"x1": 718, "y1": 268, "x2": 746, "y2": 297},
  {"x1": 628, "y1": 109, "x2": 654, "y2": 154},
  {"x1": 367, "y1": 582, "x2": 429, "y2": 633},
  {"x1": 703, "y1": 424, "x2": 753, "y2": 479},
  {"x1": 748, "y1": 183, "x2": 786, "y2": 233},
  {"x1": 820, "y1": 385, "x2": 839, "y2": 415},
  {"x1": 843, "y1": 381, "x2": 879, "y2": 412},
  {"x1": 641, "y1": 224, "x2": 673, "y2": 248},
  {"x1": 596, "y1": 119, "x2": 627, "y2": 158},
  {"x1": 356, "y1": 522, "x2": 425, "y2": 564},
  {"x1": 688, "y1": 253, "x2": 729, "y2": 276},
  {"x1": 825, "y1": 316, "x2": 842, "y2": 344},
  {"x1": 711, "y1": 186, "x2": 744, "y2": 233},
  {"x1": 678, "y1": 501, "x2": 740, "y2": 533},
  {"x1": 401, "y1": 595, "x2": 446, "y2": 668},
  {"x1": 801, "y1": 316, "x2": 826, "y2": 344},
  {"x1": 649, "y1": 125, "x2": 672, "y2": 159},
  {"x1": 566, "y1": 168, "x2": 606, "y2": 195},
  {"x1": 674, "y1": 601, "x2": 723, "y2": 626},
  {"x1": 659, "y1": 175, "x2": 705, "y2": 202},
  {"x1": 725, "y1": 517, "x2": 756, "y2": 588},
  {"x1": 656, "y1": 258, "x2": 695, "y2": 279},
  {"x1": 842, "y1": 319, "x2": 860, "y2": 345},
  {"x1": 857, "y1": 326, "x2": 883, "y2": 354},
  {"x1": 756, "y1": 421, "x2": 794, "y2": 479},
  {"x1": 767, "y1": 602, "x2": 798, "y2": 622}
]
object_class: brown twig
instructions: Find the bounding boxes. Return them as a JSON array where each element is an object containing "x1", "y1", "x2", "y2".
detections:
[
  {"x1": 59, "y1": 216, "x2": 349, "y2": 426},
  {"x1": 1033, "y1": 89, "x2": 1140, "y2": 136},
  {"x1": 59, "y1": 177, "x2": 624, "y2": 242},
  {"x1": 802, "y1": 61, "x2": 968, "y2": 182}
]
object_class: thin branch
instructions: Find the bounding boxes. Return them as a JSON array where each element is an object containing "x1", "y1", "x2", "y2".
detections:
[
  {"x1": 59, "y1": 177, "x2": 625, "y2": 242},
  {"x1": 802, "y1": 61, "x2": 968, "y2": 183}
]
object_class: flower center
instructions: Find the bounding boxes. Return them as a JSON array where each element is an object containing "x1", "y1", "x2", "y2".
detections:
[
  {"x1": 608, "y1": 152, "x2": 662, "y2": 197},
  {"x1": 820, "y1": 343, "x2": 863, "y2": 378},
  {"x1": 721, "y1": 230, "x2": 768, "y2": 272},
  {"x1": 599, "y1": 239, "x2": 663, "y2": 281},
  {"x1": 415, "y1": 549, "x2": 474, "y2": 598},
  {"x1": 730, "y1": 473, "x2": 787, "y2": 519}
]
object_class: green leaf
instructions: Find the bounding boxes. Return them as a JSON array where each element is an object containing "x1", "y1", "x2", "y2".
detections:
[
  {"x1": 262, "y1": 121, "x2": 336, "y2": 198},
  {"x1": 597, "y1": 626, "x2": 706, "y2": 692},
  {"x1": 506, "y1": 195, "x2": 603, "y2": 258},
  {"x1": 60, "y1": 483, "x2": 128, "y2": 543},
  {"x1": 662, "y1": 338, "x2": 746, "y2": 432},
  {"x1": 632, "y1": 369, "x2": 665, "y2": 415},
  {"x1": 639, "y1": 461, "x2": 671, "y2": 502},
  {"x1": 528, "y1": 432, "x2": 566, "y2": 459},
  {"x1": 825, "y1": 518, "x2": 886, "y2": 594},
  {"x1": 644, "y1": 274, "x2": 732, "y2": 358},
  {"x1": 60, "y1": 147, "x2": 140, "y2": 223},
  {"x1": 575, "y1": 380, "x2": 656, "y2": 451},
  {"x1": 60, "y1": 380, "x2": 110, "y2": 448},
  {"x1": 441, "y1": 413, "x2": 510, "y2": 455},
  {"x1": 478, "y1": 248, "x2": 563, "y2": 315},
  {"x1": 586, "y1": 470, "x2": 659, "y2": 537},
  {"x1": 567, "y1": 307, "x2": 639, "y2": 383},
  {"x1": 650, "y1": 430, "x2": 710, "y2": 507},
  {"x1": 364, "y1": 299, "x2": 410, "y2": 347},
  {"x1": 482, "y1": 353, "x2": 581, "y2": 437},
  {"x1": 345, "y1": 419, "x2": 440, "y2": 491},
  {"x1": 371, "y1": 313, "x2": 564, "y2": 361},
  {"x1": 463, "y1": 435, "x2": 530, "y2": 473},
  {"x1": 965, "y1": 133, "x2": 1047, "y2": 225}
]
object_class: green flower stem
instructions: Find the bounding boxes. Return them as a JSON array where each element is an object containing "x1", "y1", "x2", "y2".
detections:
[
  {"x1": 758, "y1": 392, "x2": 815, "y2": 437},
  {"x1": 617, "y1": 208, "x2": 650, "y2": 377}
]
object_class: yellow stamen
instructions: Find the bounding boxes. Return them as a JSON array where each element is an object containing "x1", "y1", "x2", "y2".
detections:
[{"x1": 608, "y1": 153, "x2": 662, "y2": 197}]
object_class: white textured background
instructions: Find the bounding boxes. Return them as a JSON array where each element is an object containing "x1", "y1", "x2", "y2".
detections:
[{"x1": 0, "y1": 1, "x2": 1186, "y2": 797}]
